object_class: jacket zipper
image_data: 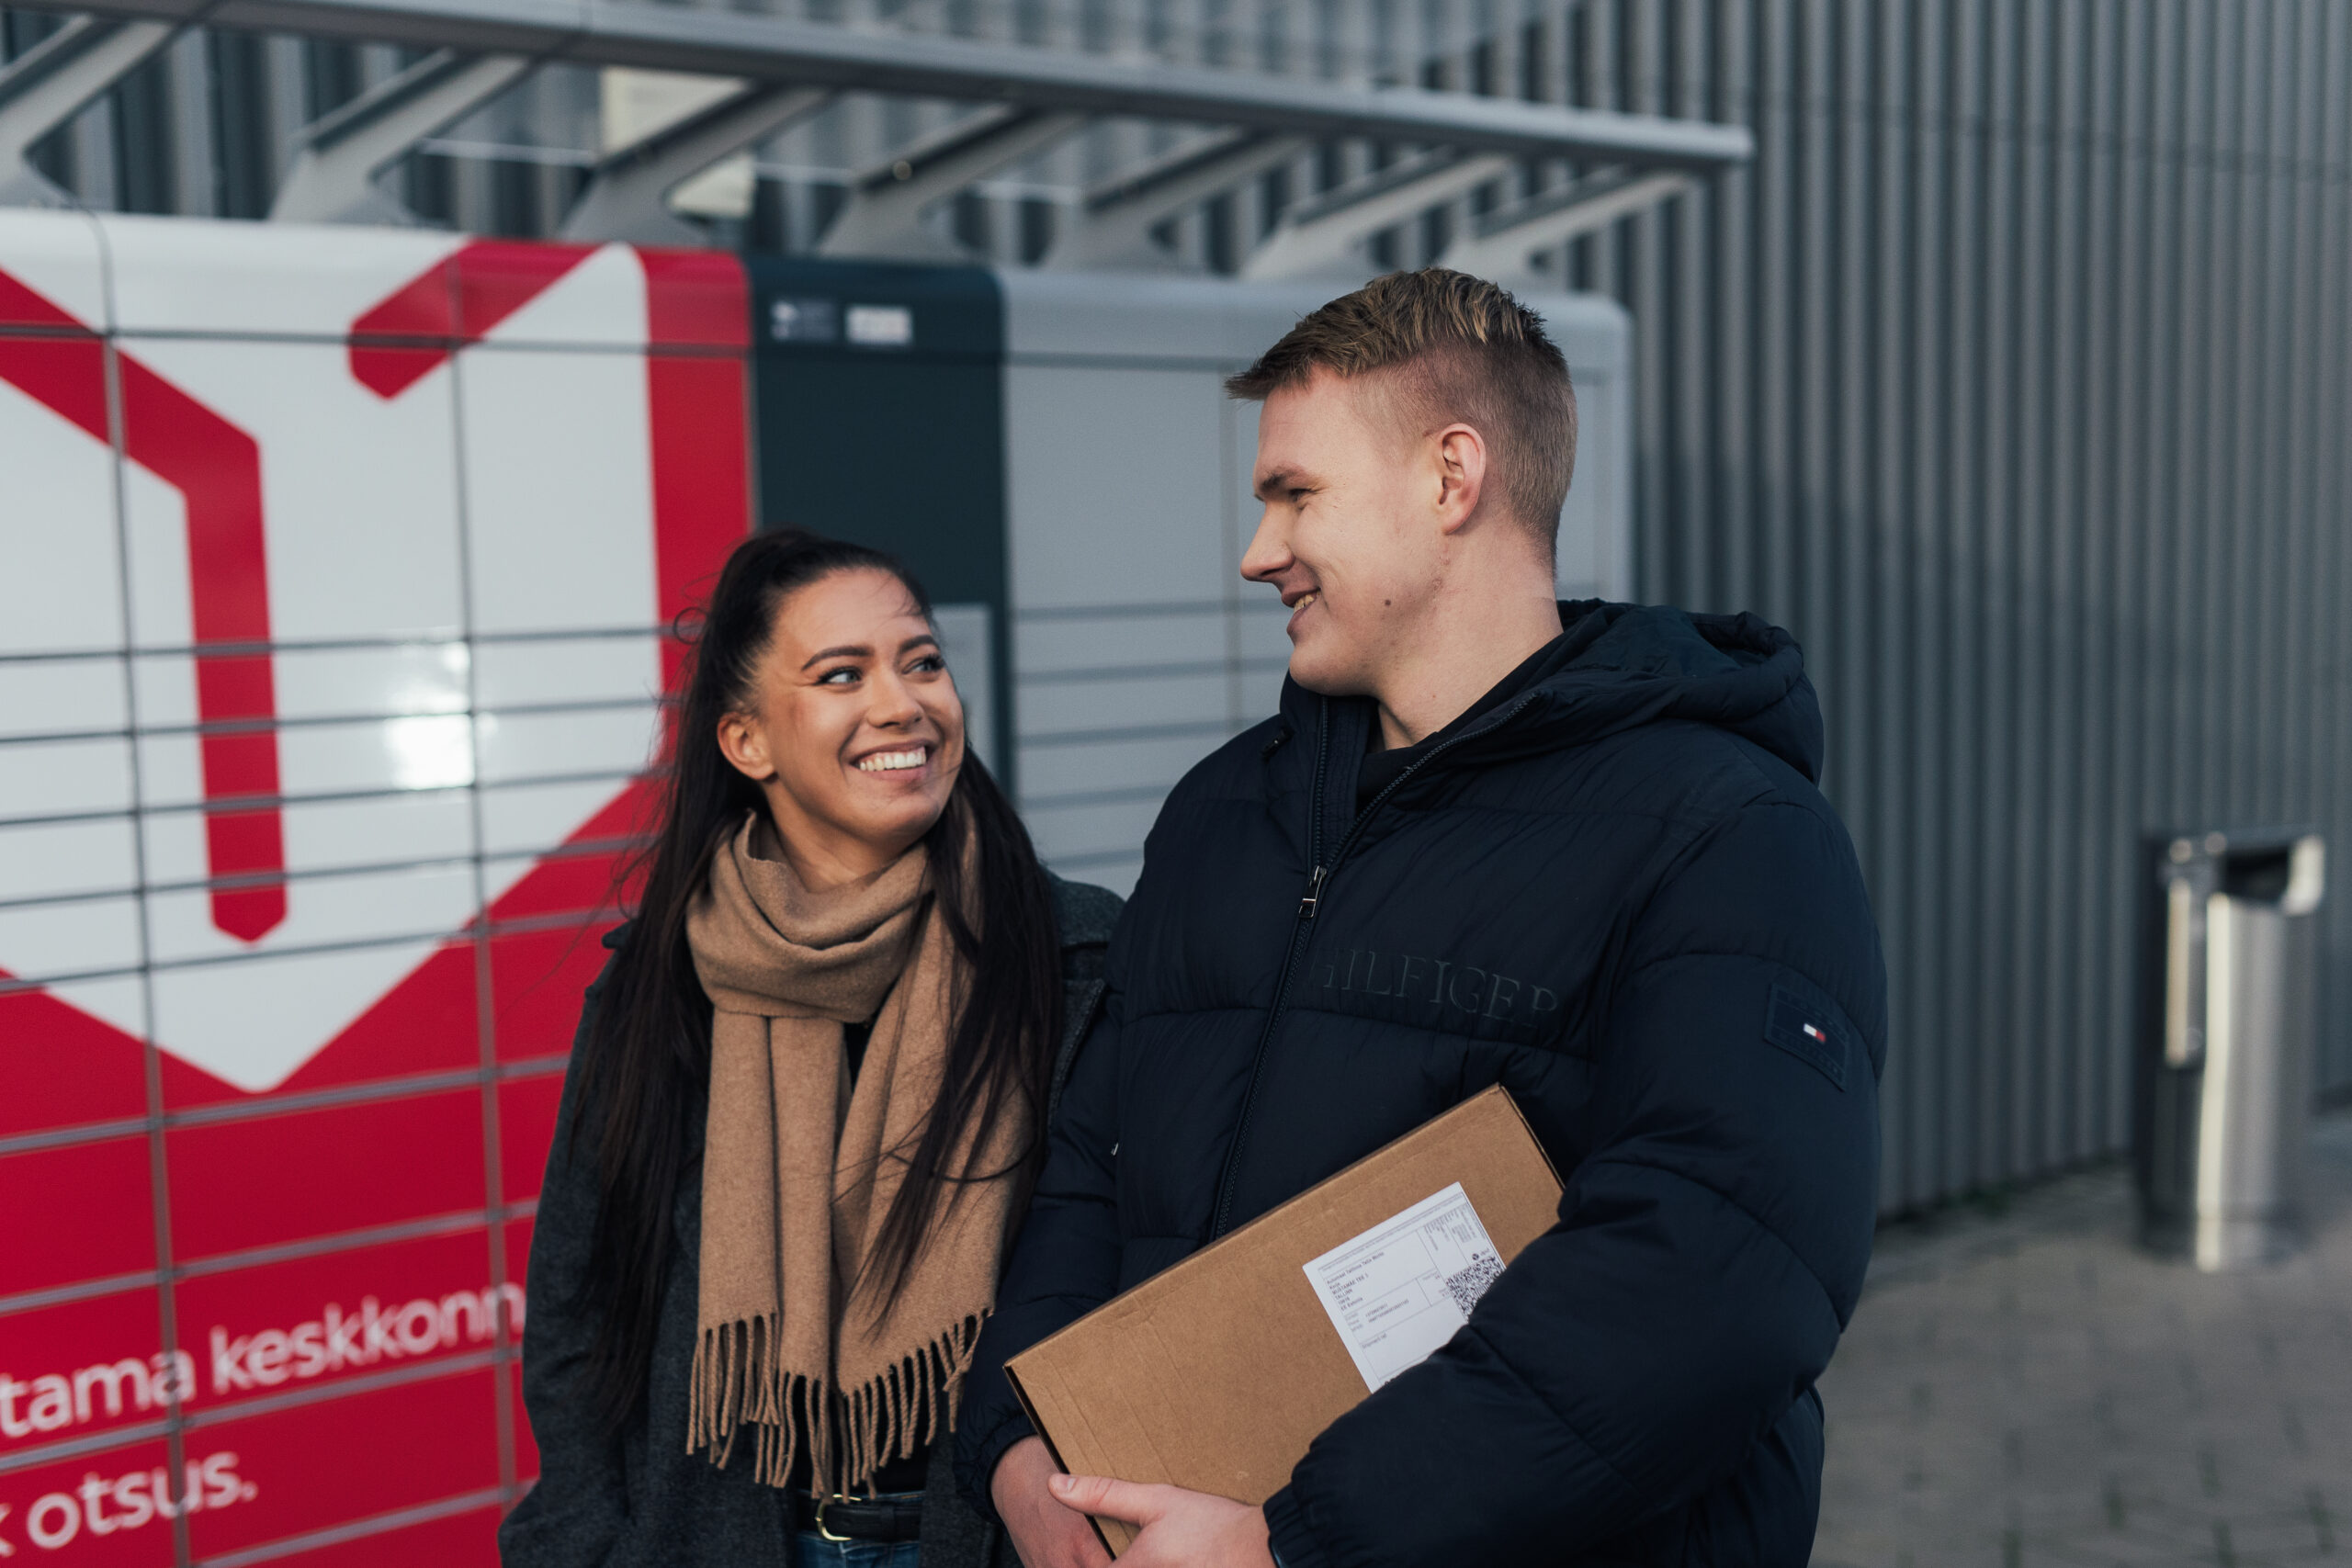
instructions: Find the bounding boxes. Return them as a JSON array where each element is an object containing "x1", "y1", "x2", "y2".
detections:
[
  {"x1": 1298, "y1": 865, "x2": 1327, "y2": 916},
  {"x1": 1207, "y1": 704, "x2": 1328, "y2": 1237},
  {"x1": 1207, "y1": 692, "x2": 1543, "y2": 1237}
]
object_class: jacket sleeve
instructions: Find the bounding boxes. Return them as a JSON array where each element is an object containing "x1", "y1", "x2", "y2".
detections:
[
  {"x1": 1264, "y1": 798, "x2": 1886, "y2": 1568},
  {"x1": 953, "y1": 981, "x2": 1128, "y2": 1516},
  {"x1": 496, "y1": 951, "x2": 633, "y2": 1568}
]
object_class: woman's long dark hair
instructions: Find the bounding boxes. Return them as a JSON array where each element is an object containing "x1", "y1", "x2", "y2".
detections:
[{"x1": 571, "y1": 528, "x2": 1063, "y2": 1427}]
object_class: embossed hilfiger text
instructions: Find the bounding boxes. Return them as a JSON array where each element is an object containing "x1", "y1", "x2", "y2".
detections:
[{"x1": 1313, "y1": 949, "x2": 1560, "y2": 1024}]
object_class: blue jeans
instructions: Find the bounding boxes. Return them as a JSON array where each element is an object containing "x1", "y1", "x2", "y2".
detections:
[
  {"x1": 789, "y1": 1539, "x2": 921, "y2": 1568},
  {"x1": 789, "y1": 1493, "x2": 924, "y2": 1568}
]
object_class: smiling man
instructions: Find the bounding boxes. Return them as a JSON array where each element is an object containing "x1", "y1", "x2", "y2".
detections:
[{"x1": 956, "y1": 269, "x2": 1887, "y2": 1568}]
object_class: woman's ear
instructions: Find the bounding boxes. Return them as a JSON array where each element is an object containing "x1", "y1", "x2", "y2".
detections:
[{"x1": 715, "y1": 710, "x2": 775, "y2": 783}]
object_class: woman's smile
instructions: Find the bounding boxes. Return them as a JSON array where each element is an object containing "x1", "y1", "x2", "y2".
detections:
[{"x1": 854, "y1": 744, "x2": 932, "y2": 774}]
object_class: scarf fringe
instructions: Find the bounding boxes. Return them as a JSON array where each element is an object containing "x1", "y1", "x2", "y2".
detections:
[
  {"x1": 838, "y1": 1310, "x2": 989, "y2": 1493},
  {"x1": 687, "y1": 1311, "x2": 990, "y2": 1493}
]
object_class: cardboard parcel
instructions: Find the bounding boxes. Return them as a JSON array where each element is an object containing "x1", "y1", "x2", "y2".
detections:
[{"x1": 1004, "y1": 1085, "x2": 1565, "y2": 1554}]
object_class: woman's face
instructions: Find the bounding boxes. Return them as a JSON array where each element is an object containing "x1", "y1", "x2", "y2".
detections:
[{"x1": 716, "y1": 567, "x2": 966, "y2": 886}]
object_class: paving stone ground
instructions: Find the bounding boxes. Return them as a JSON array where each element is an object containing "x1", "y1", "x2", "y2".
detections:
[{"x1": 1815, "y1": 1109, "x2": 2352, "y2": 1568}]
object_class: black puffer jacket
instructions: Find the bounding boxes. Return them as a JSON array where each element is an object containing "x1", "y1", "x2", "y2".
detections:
[
  {"x1": 501, "y1": 874, "x2": 1123, "y2": 1568},
  {"x1": 957, "y1": 604, "x2": 1886, "y2": 1568}
]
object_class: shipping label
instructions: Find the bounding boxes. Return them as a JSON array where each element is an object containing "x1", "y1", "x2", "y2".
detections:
[{"x1": 1301, "y1": 1181, "x2": 1507, "y2": 1393}]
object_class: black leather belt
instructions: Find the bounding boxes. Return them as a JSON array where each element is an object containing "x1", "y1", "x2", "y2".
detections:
[{"x1": 791, "y1": 1492, "x2": 922, "y2": 1543}]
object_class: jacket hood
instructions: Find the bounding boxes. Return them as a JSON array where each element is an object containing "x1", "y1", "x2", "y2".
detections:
[{"x1": 1279, "y1": 601, "x2": 1826, "y2": 785}]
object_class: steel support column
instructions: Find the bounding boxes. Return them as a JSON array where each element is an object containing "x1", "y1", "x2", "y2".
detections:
[
  {"x1": 268, "y1": 48, "x2": 531, "y2": 223},
  {"x1": 1439, "y1": 167, "x2": 1694, "y2": 279},
  {"x1": 1241, "y1": 149, "x2": 1515, "y2": 280},
  {"x1": 816, "y1": 107, "x2": 1083, "y2": 260},
  {"x1": 1045, "y1": 130, "x2": 1308, "y2": 271},
  {"x1": 0, "y1": 16, "x2": 175, "y2": 205},
  {"x1": 560, "y1": 83, "x2": 830, "y2": 244}
]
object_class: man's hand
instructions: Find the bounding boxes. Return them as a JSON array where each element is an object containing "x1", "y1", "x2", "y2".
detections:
[
  {"x1": 993, "y1": 1437, "x2": 1112, "y2": 1568},
  {"x1": 1047, "y1": 1473, "x2": 1276, "y2": 1568}
]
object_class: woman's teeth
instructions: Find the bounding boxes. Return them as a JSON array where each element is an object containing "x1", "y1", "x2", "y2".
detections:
[
  {"x1": 856, "y1": 748, "x2": 927, "y2": 773},
  {"x1": 1295, "y1": 592, "x2": 1317, "y2": 609}
]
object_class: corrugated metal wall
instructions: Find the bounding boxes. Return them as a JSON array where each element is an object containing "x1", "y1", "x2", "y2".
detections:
[
  {"x1": 8, "y1": 0, "x2": 2343, "y2": 1214},
  {"x1": 1560, "y1": 0, "x2": 2352, "y2": 1213}
]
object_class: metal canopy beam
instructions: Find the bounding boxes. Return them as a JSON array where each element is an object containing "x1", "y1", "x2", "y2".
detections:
[
  {"x1": 53, "y1": 0, "x2": 1753, "y2": 170},
  {"x1": 0, "y1": 16, "x2": 175, "y2": 204},
  {"x1": 815, "y1": 106, "x2": 1082, "y2": 260},
  {"x1": 1438, "y1": 166, "x2": 1695, "y2": 279},
  {"x1": 1044, "y1": 130, "x2": 1307, "y2": 271},
  {"x1": 560, "y1": 82, "x2": 830, "y2": 243},
  {"x1": 1241, "y1": 148, "x2": 1514, "y2": 280},
  {"x1": 269, "y1": 48, "x2": 531, "y2": 223}
]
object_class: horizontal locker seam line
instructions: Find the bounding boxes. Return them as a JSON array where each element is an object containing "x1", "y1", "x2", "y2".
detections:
[
  {"x1": 167, "y1": 1057, "x2": 571, "y2": 1133},
  {"x1": 467, "y1": 908, "x2": 629, "y2": 940},
  {"x1": 0, "y1": 910, "x2": 621, "y2": 992},
  {"x1": 0, "y1": 1415, "x2": 174, "y2": 1476},
  {"x1": 1043, "y1": 848, "x2": 1149, "y2": 871},
  {"x1": 1019, "y1": 718, "x2": 1247, "y2": 749},
  {"x1": 0, "y1": 626, "x2": 677, "y2": 664},
  {"x1": 1020, "y1": 784, "x2": 1179, "y2": 811},
  {"x1": 0, "y1": 838, "x2": 643, "y2": 914},
  {"x1": 65, "y1": 323, "x2": 744, "y2": 357},
  {"x1": 1016, "y1": 656, "x2": 1290, "y2": 686},
  {"x1": 0, "y1": 907, "x2": 625, "y2": 991},
  {"x1": 0, "y1": 1269, "x2": 159, "y2": 1318},
  {"x1": 182, "y1": 1348, "x2": 509, "y2": 1433},
  {"x1": 0, "y1": 1201, "x2": 544, "y2": 1318},
  {"x1": 0, "y1": 765, "x2": 658, "y2": 831},
  {"x1": 0, "y1": 694, "x2": 666, "y2": 749},
  {"x1": 1016, "y1": 600, "x2": 1289, "y2": 622},
  {"x1": 175, "y1": 1203, "x2": 541, "y2": 1280},
  {"x1": 0, "y1": 1056, "x2": 568, "y2": 1157},
  {"x1": 0, "y1": 1363, "x2": 516, "y2": 1482},
  {"x1": 1003, "y1": 351, "x2": 1260, "y2": 372},
  {"x1": 191, "y1": 1484, "x2": 513, "y2": 1568},
  {"x1": 0, "y1": 1116, "x2": 151, "y2": 1156}
]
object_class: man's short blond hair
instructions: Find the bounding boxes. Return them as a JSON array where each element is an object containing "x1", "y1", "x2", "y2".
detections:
[{"x1": 1226, "y1": 268, "x2": 1577, "y2": 547}]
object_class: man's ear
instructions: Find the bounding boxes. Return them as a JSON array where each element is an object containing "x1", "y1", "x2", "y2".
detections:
[
  {"x1": 1432, "y1": 423, "x2": 1488, "y2": 535},
  {"x1": 715, "y1": 710, "x2": 775, "y2": 783}
]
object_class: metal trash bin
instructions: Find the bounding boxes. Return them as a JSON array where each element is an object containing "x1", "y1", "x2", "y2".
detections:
[{"x1": 2135, "y1": 830, "x2": 2327, "y2": 1269}]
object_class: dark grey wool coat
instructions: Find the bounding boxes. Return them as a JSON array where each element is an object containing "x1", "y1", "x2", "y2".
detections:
[{"x1": 499, "y1": 874, "x2": 1124, "y2": 1568}]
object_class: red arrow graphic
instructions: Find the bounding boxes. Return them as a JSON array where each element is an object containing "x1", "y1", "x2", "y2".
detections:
[
  {"x1": 1, "y1": 267, "x2": 285, "y2": 942},
  {"x1": 347, "y1": 240, "x2": 595, "y2": 399},
  {"x1": 0, "y1": 241, "x2": 750, "y2": 1125}
]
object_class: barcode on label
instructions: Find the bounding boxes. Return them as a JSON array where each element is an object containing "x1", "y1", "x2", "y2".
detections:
[
  {"x1": 1441, "y1": 1251, "x2": 1504, "y2": 1316},
  {"x1": 1303, "y1": 1181, "x2": 1507, "y2": 1392}
]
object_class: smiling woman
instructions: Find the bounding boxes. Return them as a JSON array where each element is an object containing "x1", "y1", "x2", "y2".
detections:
[
  {"x1": 714, "y1": 567, "x2": 967, "y2": 893},
  {"x1": 501, "y1": 530, "x2": 1120, "y2": 1568}
]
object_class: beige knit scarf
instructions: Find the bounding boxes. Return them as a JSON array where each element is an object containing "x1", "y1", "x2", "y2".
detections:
[{"x1": 684, "y1": 812, "x2": 1022, "y2": 1493}]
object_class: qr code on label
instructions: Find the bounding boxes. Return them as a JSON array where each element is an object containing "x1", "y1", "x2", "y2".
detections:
[{"x1": 1442, "y1": 1250, "x2": 1505, "y2": 1316}]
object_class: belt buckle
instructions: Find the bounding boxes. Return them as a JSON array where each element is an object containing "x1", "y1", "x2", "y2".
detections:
[{"x1": 815, "y1": 1494, "x2": 854, "y2": 1543}]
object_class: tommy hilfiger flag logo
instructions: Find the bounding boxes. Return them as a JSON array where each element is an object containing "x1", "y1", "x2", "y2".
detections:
[{"x1": 1766, "y1": 984, "x2": 1849, "y2": 1089}]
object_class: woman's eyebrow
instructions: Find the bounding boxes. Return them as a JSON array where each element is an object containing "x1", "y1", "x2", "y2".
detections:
[
  {"x1": 899, "y1": 633, "x2": 941, "y2": 654},
  {"x1": 800, "y1": 643, "x2": 870, "y2": 670}
]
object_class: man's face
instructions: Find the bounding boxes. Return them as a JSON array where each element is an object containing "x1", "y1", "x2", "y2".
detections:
[{"x1": 1239, "y1": 367, "x2": 1442, "y2": 695}]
